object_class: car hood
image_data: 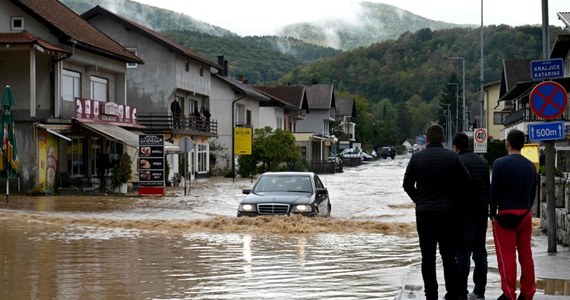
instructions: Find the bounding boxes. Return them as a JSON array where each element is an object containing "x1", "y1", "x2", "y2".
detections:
[{"x1": 241, "y1": 193, "x2": 313, "y2": 205}]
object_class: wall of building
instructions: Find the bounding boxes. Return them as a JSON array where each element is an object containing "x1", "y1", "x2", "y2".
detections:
[
  {"x1": 540, "y1": 177, "x2": 570, "y2": 246},
  {"x1": 296, "y1": 109, "x2": 332, "y2": 135}
]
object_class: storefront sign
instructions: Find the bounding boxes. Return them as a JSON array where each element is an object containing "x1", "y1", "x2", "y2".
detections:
[
  {"x1": 138, "y1": 134, "x2": 165, "y2": 196},
  {"x1": 75, "y1": 98, "x2": 138, "y2": 126}
]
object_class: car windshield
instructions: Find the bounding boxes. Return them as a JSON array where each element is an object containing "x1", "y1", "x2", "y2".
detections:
[{"x1": 253, "y1": 175, "x2": 313, "y2": 193}]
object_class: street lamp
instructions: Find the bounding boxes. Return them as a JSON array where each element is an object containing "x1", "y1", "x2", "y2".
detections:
[
  {"x1": 447, "y1": 57, "x2": 466, "y2": 131},
  {"x1": 447, "y1": 82, "x2": 459, "y2": 133}
]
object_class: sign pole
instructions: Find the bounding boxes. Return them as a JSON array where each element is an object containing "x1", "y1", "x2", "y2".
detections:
[
  {"x1": 545, "y1": 141, "x2": 556, "y2": 253},
  {"x1": 184, "y1": 152, "x2": 187, "y2": 196}
]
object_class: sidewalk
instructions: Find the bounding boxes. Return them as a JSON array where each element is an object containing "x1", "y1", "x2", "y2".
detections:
[{"x1": 396, "y1": 228, "x2": 570, "y2": 300}]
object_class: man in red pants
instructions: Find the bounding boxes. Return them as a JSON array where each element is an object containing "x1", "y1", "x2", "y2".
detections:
[{"x1": 490, "y1": 129, "x2": 537, "y2": 300}]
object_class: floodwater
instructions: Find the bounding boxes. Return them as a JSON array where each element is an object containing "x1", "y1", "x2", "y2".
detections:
[{"x1": 0, "y1": 157, "x2": 567, "y2": 299}]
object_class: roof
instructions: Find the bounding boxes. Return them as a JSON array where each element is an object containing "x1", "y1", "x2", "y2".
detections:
[
  {"x1": 81, "y1": 6, "x2": 219, "y2": 69},
  {"x1": 550, "y1": 34, "x2": 570, "y2": 59},
  {"x1": 558, "y1": 12, "x2": 570, "y2": 28},
  {"x1": 305, "y1": 84, "x2": 335, "y2": 110},
  {"x1": 255, "y1": 85, "x2": 309, "y2": 111},
  {"x1": 252, "y1": 88, "x2": 299, "y2": 111},
  {"x1": 214, "y1": 75, "x2": 270, "y2": 102},
  {"x1": 335, "y1": 95, "x2": 356, "y2": 117},
  {"x1": 11, "y1": 0, "x2": 142, "y2": 64},
  {"x1": 499, "y1": 77, "x2": 570, "y2": 102},
  {"x1": 0, "y1": 30, "x2": 69, "y2": 56},
  {"x1": 499, "y1": 59, "x2": 532, "y2": 98}
]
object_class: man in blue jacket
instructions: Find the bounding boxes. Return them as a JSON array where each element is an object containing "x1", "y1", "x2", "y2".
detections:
[
  {"x1": 403, "y1": 124, "x2": 470, "y2": 300},
  {"x1": 452, "y1": 132, "x2": 490, "y2": 300}
]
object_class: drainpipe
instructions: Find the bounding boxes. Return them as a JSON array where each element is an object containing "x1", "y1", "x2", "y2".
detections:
[{"x1": 232, "y1": 94, "x2": 246, "y2": 182}]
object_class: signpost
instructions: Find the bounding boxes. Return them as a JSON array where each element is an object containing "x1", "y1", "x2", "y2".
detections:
[
  {"x1": 529, "y1": 81, "x2": 568, "y2": 120},
  {"x1": 138, "y1": 134, "x2": 165, "y2": 196},
  {"x1": 528, "y1": 121, "x2": 565, "y2": 141},
  {"x1": 178, "y1": 137, "x2": 193, "y2": 195},
  {"x1": 530, "y1": 58, "x2": 564, "y2": 81},
  {"x1": 473, "y1": 128, "x2": 487, "y2": 153}
]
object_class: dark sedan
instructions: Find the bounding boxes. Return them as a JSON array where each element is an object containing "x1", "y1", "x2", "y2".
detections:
[{"x1": 237, "y1": 172, "x2": 331, "y2": 217}]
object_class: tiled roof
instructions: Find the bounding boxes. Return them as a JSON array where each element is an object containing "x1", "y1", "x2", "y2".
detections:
[
  {"x1": 305, "y1": 84, "x2": 335, "y2": 110},
  {"x1": 499, "y1": 59, "x2": 532, "y2": 98},
  {"x1": 255, "y1": 85, "x2": 308, "y2": 110},
  {"x1": 253, "y1": 88, "x2": 299, "y2": 111},
  {"x1": 214, "y1": 75, "x2": 269, "y2": 102},
  {"x1": 81, "y1": 6, "x2": 219, "y2": 68},
  {"x1": 0, "y1": 30, "x2": 69, "y2": 55},
  {"x1": 335, "y1": 95, "x2": 356, "y2": 117},
  {"x1": 12, "y1": 0, "x2": 142, "y2": 63}
]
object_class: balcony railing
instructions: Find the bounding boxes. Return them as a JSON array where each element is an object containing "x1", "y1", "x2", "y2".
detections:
[
  {"x1": 138, "y1": 114, "x2": 217, "y2": 136},
  {"x1": 502, "y1": 106, "x2": 570, "y2": 127}
]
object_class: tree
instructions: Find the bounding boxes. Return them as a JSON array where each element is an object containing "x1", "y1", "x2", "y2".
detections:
[
  {"x1": 237, "y1": 127, "x2": 301, "y2": 177},
  {"x1": 395, "y1": 102, "x2": 412, "y2": 143}
]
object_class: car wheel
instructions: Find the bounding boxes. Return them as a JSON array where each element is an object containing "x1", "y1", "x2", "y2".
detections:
[{"x1": 324, "y1": 203, "x2": 331, "y2": 217}]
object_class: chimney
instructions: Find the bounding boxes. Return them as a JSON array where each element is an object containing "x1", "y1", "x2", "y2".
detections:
[
  {"x1": 217, "y1": 55, "x2": 224, "y2": 67},
  {"x1": 223, "y1": 59, "x2": 228, "y2": 77}
]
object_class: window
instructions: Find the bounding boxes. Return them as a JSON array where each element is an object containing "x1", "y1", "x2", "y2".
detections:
[
  {"x1": 185, "y1": 61, "x2": 190, "y2": 72},
  {"x1": 246, "y1": 109, "x2": 252, "y2": 126},
  {"x1": 276, "y1": 117, "x2": 283, "y2": 129},
  {"x1": 107, "y1": 140, "x2": 124, "y2": 162},
  {"x1": 90, "y1": 76, "x2": 108, "y2": 102},
  {"x1": 126, "y1": 48, "x2": 138, "y2": 68},
  {"x1": 300, "y1": 146, "x2": 307, "y2": 159},
  {"x1": 235, "y1": 104, "x2": 245, "y2": 125},
  {"x1": 10, "y1": 17, "x2": 24, "y2": 31},
  {"x1": 67, "y1": 138, "x2": 86, "y2": 176},
  {"x1": 493, "y1": 112, "x2": 509, "y2": 125},
  {"x1": 62, "y1": 70, "x2": 80, "y2": 102},
  {"x1": 197, "y1": 144, "x2": 208, "y2": 173},
  {"x1": 199, "y1": 66, "x2": 204, "y2": 77}
]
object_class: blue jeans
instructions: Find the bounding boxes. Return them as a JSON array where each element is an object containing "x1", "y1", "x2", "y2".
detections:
[{"x1": 457, "y1": 214, "x2": 488, "y2": 298}]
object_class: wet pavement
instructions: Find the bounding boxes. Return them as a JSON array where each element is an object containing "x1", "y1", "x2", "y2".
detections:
[{"x1": 1, "y1": 157, "x2": 569, "y2": 300}]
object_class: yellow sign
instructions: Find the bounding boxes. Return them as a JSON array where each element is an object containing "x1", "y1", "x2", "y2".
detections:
[
  {"x1": 522, "y1": 143, "x2": 540, "y2": 173},
  {"x1": 234, "y1": 127, "x2": 252, "y2": 155}
]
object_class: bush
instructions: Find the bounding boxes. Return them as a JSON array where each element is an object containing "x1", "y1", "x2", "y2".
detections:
[{"x1": 111, "y1": 153, "x2": 132, "y2": 187}]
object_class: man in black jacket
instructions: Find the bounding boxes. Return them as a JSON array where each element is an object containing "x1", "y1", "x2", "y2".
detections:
[
  {"x1": 403, "y1": 124, "x2": 470, "y2": 300},
  {"x1": 452, "y1": 132, "x2": 490, "y2": 300}
]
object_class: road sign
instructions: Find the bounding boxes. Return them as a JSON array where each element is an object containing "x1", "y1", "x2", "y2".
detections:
[
  {"x1": 528, "y1": 121, "x2": 565, "y2": 141},
  {"x1": 530, "y1": 58, "x2": 564, "y2": 81},
  {"x1": 473, "y1": 128, "x2": 487, "y2": 154},
  {"x1": 529, "y1": 81, "x2": 568, "y2": 120},
  {"x1": 178, "y1": 137, "x2": 193, "y2": 153}
]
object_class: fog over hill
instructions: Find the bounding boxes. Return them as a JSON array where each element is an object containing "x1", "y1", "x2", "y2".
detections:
[{"x1": 61, "y1": 0, "x2": 466, "y2": 50}]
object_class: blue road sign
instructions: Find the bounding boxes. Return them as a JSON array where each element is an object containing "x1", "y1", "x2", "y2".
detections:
[
  {"x1": 529, "y1": 81, "x2": 568, "y2": 120},
  {"x1": 531, "y1": 58, "x2": 564, "y2": 81},
  {"x1": 528, "y1": 121, "x2": 565, "y2": 141}
]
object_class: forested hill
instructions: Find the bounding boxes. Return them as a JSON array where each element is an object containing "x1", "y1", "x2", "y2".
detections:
[{"x1": 280, "y1": 25, "x2": 567, "y2": 106}]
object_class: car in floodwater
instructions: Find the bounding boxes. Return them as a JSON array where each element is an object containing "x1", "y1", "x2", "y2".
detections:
[{"x1": 237, "y1": 172, "x2": 331, "y2": 217}]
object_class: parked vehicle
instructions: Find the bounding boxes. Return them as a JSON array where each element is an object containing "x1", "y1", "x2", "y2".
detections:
[
  {"x1": 237, "y1": 172, "x2": 331, "y2": 217},
  {"x1": 362, "y1": 152, "x2": 374, "y2": 161},
  {"x1": 340, "y1": 148, "x2": 363, "y2": 160},
  {"x1": 328, "y1": 156, "x2": 343, "y2": 173},
  {"x1": 380, "y1": 147, "x2": 396, "y2": 159}
]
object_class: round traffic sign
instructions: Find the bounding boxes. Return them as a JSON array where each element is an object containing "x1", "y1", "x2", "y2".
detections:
[
  {"x1": 474, "y1": 128, "x2": 487, "y2": 143},
  {"x1": 529, "y1": 81, "x2": 568, "y2": 120},
  {"x1": 178, "y1": 137, "x2": 193, "y2": 153}
]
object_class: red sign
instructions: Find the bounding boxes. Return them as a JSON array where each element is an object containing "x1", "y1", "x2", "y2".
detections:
[
  {"x1": 529, "y1": 81, "x2": 568, "y2": 119},
  {"x1": 75, "y1": 98, "x2": 138, "y2": 126}
]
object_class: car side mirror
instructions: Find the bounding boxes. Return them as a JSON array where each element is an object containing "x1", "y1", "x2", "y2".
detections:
[
  {"x1": 315, "y1": 188, "x2": 328, "y2": 195},
  {"x1": 242, "y1": 188, "x2": 251, "y2": 194}
]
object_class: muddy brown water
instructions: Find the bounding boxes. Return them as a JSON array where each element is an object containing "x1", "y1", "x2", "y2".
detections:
[{"x1": 1, "y1": 158, "x2": 568, "y2": 299}]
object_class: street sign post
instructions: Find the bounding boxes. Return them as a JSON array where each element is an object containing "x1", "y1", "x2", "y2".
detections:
[
  {"x1": 529, "y1": 81, "x2": 568, "y2": 120},
  {"x1": 473, "y1": 128, "x2": 487, "y2": 153},
  {"x1": 528, "y1": 121, "x2": 565, "y2": 141},
  {"x1": 178, "y1": 137, "x2": 194, "y2": 195},
  {"x1": 530, "y1": 58, "x2": 564, "y2": 81}
]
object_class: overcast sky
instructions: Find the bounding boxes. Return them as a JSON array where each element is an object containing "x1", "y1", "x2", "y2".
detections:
[{"x1": 133, "y1": 0, "x2": 568, "y2": 36}]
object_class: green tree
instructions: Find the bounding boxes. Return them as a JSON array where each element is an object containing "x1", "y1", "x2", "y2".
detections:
[
  {"x1": 395, "y1": 102, "x2": 412, "y2": 143},
  {"x1": 237, "y1": 127, "x2": 301, "y2": 177}
]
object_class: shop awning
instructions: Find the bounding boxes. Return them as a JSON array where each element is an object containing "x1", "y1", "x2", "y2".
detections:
[
  {"x1": 37, "y1": 124, "x2": 72, "y2": 141},
  {"x1": 78, "y1": 122, "x2": 140, "y2": 148}
]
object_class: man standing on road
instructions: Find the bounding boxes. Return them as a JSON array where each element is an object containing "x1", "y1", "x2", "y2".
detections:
[
  {"x1": 403, "y1": 124, "x2": 470, "y2": 300},
  {"x1": 452, "y1": 132, "x2": 490, "y2": 300},
  {"x1": 490, "y1": 129, "x2": 537, "y2": 300}
]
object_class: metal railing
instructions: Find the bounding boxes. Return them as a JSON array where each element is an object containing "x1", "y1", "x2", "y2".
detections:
[{"x1": 138, "y1": 114, "x2": 217, "y2": 135}]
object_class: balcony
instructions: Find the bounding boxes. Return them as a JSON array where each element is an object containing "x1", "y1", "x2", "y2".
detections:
[{"x1": 138, "y1": 114, "x2": 217, "y2": 136}]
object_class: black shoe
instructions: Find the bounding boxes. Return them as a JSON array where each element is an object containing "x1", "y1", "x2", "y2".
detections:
[{"x1": 497, "y1": 294, "x2": 508, "y2": 300}]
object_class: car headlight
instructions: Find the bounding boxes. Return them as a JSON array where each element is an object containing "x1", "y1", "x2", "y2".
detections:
[
  {"x1": 291, "y1": 205, "x2": 313, "y2": 213},
  {"x1": 239, "y1": 204, "x2": 256, "y2": 212}
]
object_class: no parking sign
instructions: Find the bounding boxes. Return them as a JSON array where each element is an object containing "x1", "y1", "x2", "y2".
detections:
[
  {"x1": 529, "y1": 81, "x2": 568, "y2": 120},
  {"x1": 473, "y1": 128, "x2": 487, "y2": 154}
]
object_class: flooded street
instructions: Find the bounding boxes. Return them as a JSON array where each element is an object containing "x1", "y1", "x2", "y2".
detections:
[{"x1": 0, "y1": 157, "x2": 565, "y2": 299}]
